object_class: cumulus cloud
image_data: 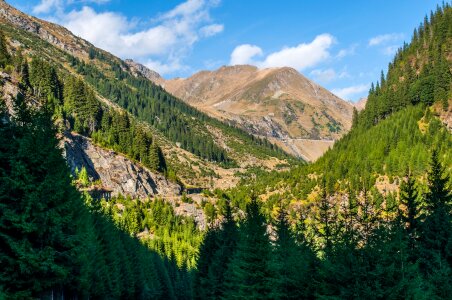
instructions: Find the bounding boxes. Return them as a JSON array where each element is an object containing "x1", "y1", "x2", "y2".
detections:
[
  {"x1": 331, "y1": 84, "x2": 370, "y2": 100},
  {"x1": 368, "y1": 33, "x2": 403, "y2": 46},
  {"x1": 33, "y1": 0, "x2": 224, "y2": 75},
  {"x1": 229, "y1": 34, "x2": 334, "y2": 71},
  {"x1": 230, "y1": 44, "x2": 263, "y2": 65},
  {"x1": 310, "y1": 68, "x2": 349, "y2": 83}
]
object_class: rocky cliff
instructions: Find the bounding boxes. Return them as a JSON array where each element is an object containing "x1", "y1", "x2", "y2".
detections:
[{"x1": 64, "y1": 132, "x2": 182, "y2": 199}]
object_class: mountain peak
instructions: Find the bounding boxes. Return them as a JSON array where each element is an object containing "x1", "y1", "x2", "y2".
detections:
[{"x1": 161, "y1": 64, "x2": 353, "y2": 160}]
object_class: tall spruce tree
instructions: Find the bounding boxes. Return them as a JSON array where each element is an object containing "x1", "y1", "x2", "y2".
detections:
[
  {"x1": 0, "y1": 101, "x2": 83, "y2": 298},
  {"x1": 399, "y1": 168, "x2": 420, "y2": 251},
  {"x1": 206, "y1": 200, "x2": 238, "y2": 299},
  {"x1": 269, "y1": 206, "x2": 316, "y2": 299},
  {"x1": 193, "y1": 227, "x2": 221, "y2": 299},
  {"x1": 224, "y1": 197, "x2": 273, "y2": 299},
  {"x1": 418, "y1": 149, "x2": 452, "y2": 279}
]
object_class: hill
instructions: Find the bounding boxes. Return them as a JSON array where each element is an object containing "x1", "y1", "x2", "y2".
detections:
[
  {"x1": 128, "y1": 62, "x2": 353, "y2": 161},
  {"x1": 0, "y1": 0, "x2": 295, "y2": 192}
]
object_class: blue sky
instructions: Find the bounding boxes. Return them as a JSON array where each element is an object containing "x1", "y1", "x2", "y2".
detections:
[{"x1": 8, "y1": 0, "x2": 446, "y2": 101}]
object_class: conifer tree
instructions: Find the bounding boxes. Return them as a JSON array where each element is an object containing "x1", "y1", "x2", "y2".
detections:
[
  {"x1": 399, "y1": 168, "x2": 420, "y2": 247},
  {"x1": 0, "y1": 102, "x2": 83, "y2": 298},
  {"x1": 206, "y1": 200, "x2": 238, "y2": 298},
  {"x1": 149, "y1": 142, "x2": 167, "y2": 173},
  {"x1": 352, "y1": 107, "x2": 359, "y2": 128},
  {"x1": 224, "y1": 197, "x2": 273, "y2": 299},
  {"x1": 0, "y1": 30, "x2": 10, "y2": 67},
  {"x1": 193, "y1": 227, "x2": 221, "y2": 299},
  {"x1": 418, "y1": 149, "x2": 452, "y2": 275},
  {"x1": 269, "y1": 206, "x2": 316, "y2": 299}
]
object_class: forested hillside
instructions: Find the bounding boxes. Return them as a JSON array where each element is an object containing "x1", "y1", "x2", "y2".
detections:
[
  {"x1": 0, "y1": 2, "x2": 290, "y2": 167},
  {"x1": 0, "y1": 0, "x2": 296, "y2": 192},
  {"x1": 362, "y1": 3, "x2": 452, "y2": 126},
  {"x1": 0, "y1": 0, "x2": 451, "y2": 299},
  {"x1": 0, "y1": 93, "x2": 194, "y2": 298},
  {"x1": 193, "y1": 5, "x2": 452, "y2": 298}
]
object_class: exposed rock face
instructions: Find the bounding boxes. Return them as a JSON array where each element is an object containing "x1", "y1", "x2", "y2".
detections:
[
  {"x1": 64, "y1": 133, "x2": 181, "y2": 199},
  {"x1": 125, "y1": 59, "x2": 165, "y2": 86}
]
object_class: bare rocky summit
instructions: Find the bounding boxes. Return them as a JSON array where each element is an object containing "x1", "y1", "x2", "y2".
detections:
[
  {"x1": 131, "y1": 64, "x2": 354, "y2": 160},
  {"x1": 125, "y1": 59, "x2": 165, "y2": 86}
]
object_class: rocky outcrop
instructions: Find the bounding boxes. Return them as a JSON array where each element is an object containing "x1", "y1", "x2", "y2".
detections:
[
  {"x1": 64, "y1": 132, "x2": 181, "y2": 199},
  {"x1": 125, "y1": 59, "x2": 165, "y2": 86}
]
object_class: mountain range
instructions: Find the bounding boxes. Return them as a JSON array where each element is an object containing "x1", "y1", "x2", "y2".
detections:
[
  {"x1": 127, "y1": 61, "x2": 354, "y2": 161},
  {"x1": 1, "y1": 0, "x2": 451, "y2": 298}
]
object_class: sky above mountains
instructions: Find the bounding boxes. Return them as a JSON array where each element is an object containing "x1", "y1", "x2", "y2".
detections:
[{"x1": 8, "y1": 0, "x2": 446, "y2": 101}]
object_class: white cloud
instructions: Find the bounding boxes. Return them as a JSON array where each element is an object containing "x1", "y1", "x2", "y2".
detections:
[
  {"x1": 331, "y1": 84, "x2": 370, "y2": 100},
  {"x1": 261, "y1": 34, "x2": 334, "y2": 70},
  {"x1": 230, "y1": 44, "x2": 263, "y2": 65},
  {"x1": 158, "y1": 0, "x2": 206, "y2": 20},
  {"x1": 200, "y1": 24, "x2": 224, "y2": 37},
  {"x1": 33, "y1": 0, "x2": 62, "y2": 14},
  {"x1": 230, "y1": 34, "x2": 334, "y2": 71},
  {"x1": 33, "y1": 0, "x2": 110, "y2": 14},
  {"x1": 310, "y1": 68, "x2": 349, "y2": 83},
  {"x1": 368, "y1": 33, "x2": 403, "y2": 46},
  {"x1": 34, "y1": 0, "x2": 224, "y2": 75}
]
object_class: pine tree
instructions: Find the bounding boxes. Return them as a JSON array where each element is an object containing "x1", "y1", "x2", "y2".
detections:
[
  {"x1": 399, "y1": 168, "x2": 420, "y2": 247},
  {"x1": 352, "y1": 107, "x2": 359, "y2": 128},
  {"x1": 224, "y1": 197, "x2": 273, "y2": 299},
  {"x1": 269, "y1": 206, "x2": 316, "y2": 299},
  {"x1": 193, "y1": 227, "x2": 221, "y2": 299},
  {"x1": 424, "y1": 149, "x2": 451, "y2": 212},
  {"x1": 0, "y1": 30, "x2": 10, "y2": 67},
  {"x1": 418, "y1": 149, "x2": 452, "y2": 277},
  {"x1": 206, "y1": 200, "x2": 238, "y2": 298},
  {"x1": 77, "y1": 166, "x2": 90, "y2": 187},
  {"x1": 149, "y1": 142, "x2": 167, "y2": 173},
  {"x1": 0, "y1": 104, "x2": 83, "y2": 297}
]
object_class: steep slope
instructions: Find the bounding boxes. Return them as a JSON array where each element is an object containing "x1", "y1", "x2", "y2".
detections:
[
  {"x1": 361, "y1": 4, "x2": 452, "y2": 128},
  {"x1": 0, "y1": 0, "x2": 293, "y2": 193},
  {"x1": 131, "y1": 63, "x2": 353, "y2": 161}
]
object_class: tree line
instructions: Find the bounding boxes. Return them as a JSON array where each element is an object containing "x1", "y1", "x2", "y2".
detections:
[
  {"x1": 0, "y1": 93, "x2": 189, "y2": 299},
  {"x1": 1, "y1": 35, "x2": 169, "y2": 177},
  {"x1": 195, "y1": 151, "x2": 451, "y2": 298},
  {"x1": 360, "y1": 3, "x2": 452, "y2": 129}
]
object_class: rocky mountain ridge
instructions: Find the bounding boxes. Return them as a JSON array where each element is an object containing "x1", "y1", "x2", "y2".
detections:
[
  {"x1": 126, "y1": 62, "x2": 354, "y2": 161},
  {"x1": 0, "y1": 0, "x2": 290, "y2": 204}
]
